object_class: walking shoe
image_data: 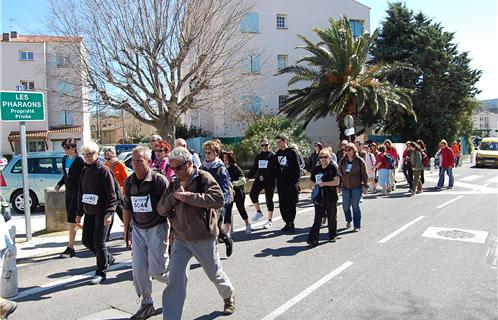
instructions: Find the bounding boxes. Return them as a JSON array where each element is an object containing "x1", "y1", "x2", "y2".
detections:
[
  {"x1": 346, "y1": 222, "x2": 351, "y2": 229},
  {"x1": 245, "y1": 224, "x2": 252, "y2": 235},
  {"x1": 252, "y1": 211, "x2": 264, "y2": 222},
  {"x1": 60, "y1": 247, "x2": 76, "y2": 258},
  {"x1": 306, "y1": 239, "x2": 318, "y2": 247},
  {"x1": 225, "y1": 238, "x2": 233, "y2": 257},
  {"x1": 321, "y1": 217, "x2": 327, "y2": 225},
  {"x1": 223, "y1": 296, "x2": 235, "y2": 315},
  {"x1": 130, "y1": 303, "x2": 155, "y2": 320},
  {"x1": 288, "y1": 223, "x2": 295, "y2": 233},
  {"x1": 328, "y1": 237, "x2": 337, "y2": 243},
  {"x1": 90, "y1": 274, "x2": 106, "y2": 285},
  {"x1": 0, "y1": 298, "x2": 17, "y2": 319},
  {"x1": 280, "y1": 224, "x2": 291, "y2": 232},
  {"x1": 353, "y1": 228, "x2": 361, "y2": 232},
  {"x1": 263, "y1": 220, "x2": 272, "y2": 229},
  {"x1": 416, "y1": 190, "x2": 422, "y2": 194}
]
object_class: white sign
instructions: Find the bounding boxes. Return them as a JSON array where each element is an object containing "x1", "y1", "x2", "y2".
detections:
[
  {"x1": 277, "y1": 156, "x2": 287, "y2": 166},
  {"x1": 315, "y1": 173, "x2": 323, "y2": 184},
  {"x1": 344, "y1": 127, "x2": 355, "y2": 137},
  {"x1": 258, "y1": 160, "x2": 269, "y2": 169},
  {"x1": 82, "y1": 194, "x2": 98, "y2": 205},
  {"x1": 131, "y1": 196, "x2": 153, "y2": 213}
]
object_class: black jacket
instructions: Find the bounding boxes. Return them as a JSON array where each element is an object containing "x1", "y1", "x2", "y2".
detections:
[
  {"x1": 56, "y1": 154, "x2": 85, "y2": 194},
  {"x1": 274, "y1": 148, "x2": 300, "y2": 186},
  {"x1": 77, "y1": 160, "x2": 117, "y2": 217},
  {"x1": 247, "y1": 151, "x2": 275, "y2": 184}
]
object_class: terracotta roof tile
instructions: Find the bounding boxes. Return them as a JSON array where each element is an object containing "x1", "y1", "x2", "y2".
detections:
[{"x1": 3, "y1": 35, "x2": 82, "y2": 43}]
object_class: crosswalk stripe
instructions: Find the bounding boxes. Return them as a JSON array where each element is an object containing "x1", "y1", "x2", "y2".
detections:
[
  {"x1": 459, "y1": 175, "x2": 482, "y2": 182},
  {"x1": 485, "y1": 176, "x2": 498, "y2": 183}
]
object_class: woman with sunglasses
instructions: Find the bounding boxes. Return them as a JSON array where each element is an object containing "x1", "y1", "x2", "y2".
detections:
[
  {"x1": 151, "y1": 140, "x2": 174, "y2": 182},
  {"x1": 307, "y1": 148, "x2": 340, "y2": 246},
  {"x1": 338, "y1": 143, "x2": 368, "y2": 232},
  {"x1": 248, "y1": 138, "x2": 275, "y2": 229}
]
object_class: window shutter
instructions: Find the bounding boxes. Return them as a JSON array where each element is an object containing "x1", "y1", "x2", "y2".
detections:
[
  {"x1": 252, "y1": 95, "x2": 262, "y2": 113},
  {"x1": 241, "y1": 12, "x2": 260, "y2": 33},
  {"x1": 241, "y1": 53, "x2": 251, "y2": 74},
  {"x1": 252, "y1": 54, "x2": 261, "y2": 73}
]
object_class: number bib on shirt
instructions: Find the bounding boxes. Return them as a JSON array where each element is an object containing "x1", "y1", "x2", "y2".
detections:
[
  {"x1": 258, "y1": 160, "x2": 269, "y2": 169},
  {"x1": 131, "y1": 195, "x2": 153, "y2": 213},
  {"x1": 315, "y1": 173, "x2": 324, "y2": 184},
  {"x1": 277, "y1": 156, "x2": 287, "y2": 166},
  {"x1": 82, "y1": 194, "x2": 98, "y2": 205},
  {"x1": 346, "y1": 163, "x2": 353, "y2": 173}
]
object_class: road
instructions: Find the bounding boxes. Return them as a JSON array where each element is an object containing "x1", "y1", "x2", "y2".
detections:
[{"x1": 8, "y1": 164, "x2": 498, "y2": 320}]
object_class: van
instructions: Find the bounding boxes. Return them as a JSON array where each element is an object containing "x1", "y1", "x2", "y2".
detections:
[
  {"x1": 0, "y1": 152, "x2": 65, "y2": 213},
  {"x1": 475, "y1": 137, "x2": 498, "y2": 168}
]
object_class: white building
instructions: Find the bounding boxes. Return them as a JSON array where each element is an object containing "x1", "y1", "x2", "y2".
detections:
[
  {"x1": 473, "y1": 112, "x2": 498, "y2": 137},
  {"x1": 0, "y1": 31, "x2": 90, "y2": 155},
  {"x1": 191, "y1": 0, "x2": 370, "y2": 146}
]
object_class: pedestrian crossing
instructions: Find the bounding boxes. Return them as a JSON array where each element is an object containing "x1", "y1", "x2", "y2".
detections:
[{"x1": 460, "y1": 175, "x2": 484, "y2": 182}]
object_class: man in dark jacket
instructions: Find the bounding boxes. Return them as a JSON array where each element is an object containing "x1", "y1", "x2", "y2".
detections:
[
  {"x1": 274, "y1": 134, "x2": 301, "y2": 233},
  {"x1": 55, "y1": 138, "x2": 85, "y2": 258}
]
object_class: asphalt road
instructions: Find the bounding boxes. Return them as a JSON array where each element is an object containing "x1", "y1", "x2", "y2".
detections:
[{"x1": 9, "y1": 164, "x2": 498, "y2": 320}]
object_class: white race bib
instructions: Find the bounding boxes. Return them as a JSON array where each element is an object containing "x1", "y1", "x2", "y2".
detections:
[
  {"x1": 278, "y1": 156, "x2": 287, "y2": 166},
  {"x1": 346, "y1": 163, "x2": 353, "y2": 173},
  {"x1": 82, "y1": 194, "x2": 98, "y2": 205},
  {"x1": 131, "y1": 196, "x2": 153, "y2": 213},
  {"x1": 315, "y1": 173, "x2": 324, "y2": 184},
  {"x1": 258, "y1": 160, "x2": 269, "y2": 169}
]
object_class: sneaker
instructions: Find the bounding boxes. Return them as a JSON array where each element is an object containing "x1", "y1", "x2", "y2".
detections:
[
  {"x1": 225, "y1": 238, "x2": 233, "y2": 257},
  {"x1": 90, "y1": 274, "x2": 106, "y2": 285},
  {"x1": 130, "y1": 303, "x2": 155, "y2": 320},
  {"x1": 346, "y1": 222, "x2": 352, "y2": 229},
  {"x1": 0, "y1": 298, "x2": 17, "y2": 319},
  {"x1": 416, "y1": 190, "x2": 422, "y2": 194},
  {"x1": 244, "y1": 224, "x2": 252, "y2": 235},
  {"x1": 306, "y1": 239, "x2": 318, "y2": 247},
  {"x1": 60, "y1": 247, "x2": 76, "y2": 259},
  {"x1": 223, "y1": 296, "x2": 235, "y2": 315},
  {"x1": 288, "y1": 223, "x2": 295, "y2": 233},
  {"x1": 321, "y1": 217, "x2": 327, "y2": 225},
  {"x1": 353, "y1": 228, "x2": 361, "y2": 232},
  {"x1": 280, "y1": 224, "x2": 291, "y2": 232},
  {"x1": 328, "y1": 237, "x2": 337, "y2": 243},
  {"x1": 252, "y1": 211, "x2": 264, "y2": 222},
  {"x1": 263, "y1": 220, "x2": 272, "y2": 229}
]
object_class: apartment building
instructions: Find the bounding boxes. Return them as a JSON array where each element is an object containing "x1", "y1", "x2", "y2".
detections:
[
  {"x1": 0, "y1": 31, "x2": 90, "y2": 155},
  {"x1": 473, "y1": 99, "x2": 498, "y2": 137},
  {"x1": 190, "y1": 0, "x2": 370, "y2": 145},
  {"x1": 90, "y1": 111, "x2": 157, "y2": 144}
]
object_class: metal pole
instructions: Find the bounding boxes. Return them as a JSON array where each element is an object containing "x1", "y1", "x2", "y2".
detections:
[
  {"x1": 20, "y1": 122, "x2": 32, "y2": 241},
  {"x1": 121, "y1": 108, "x2": 125, "y2": 143}
]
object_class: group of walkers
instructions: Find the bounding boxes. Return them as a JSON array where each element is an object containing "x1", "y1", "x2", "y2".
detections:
[{"x1": 51, "y1": 133, "x2": 462, "y2": 320}]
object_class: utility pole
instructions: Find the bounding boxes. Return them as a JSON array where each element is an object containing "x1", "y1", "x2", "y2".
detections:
[{"x1": 121, "y1": 108, "x2": 126, "y2": 143}]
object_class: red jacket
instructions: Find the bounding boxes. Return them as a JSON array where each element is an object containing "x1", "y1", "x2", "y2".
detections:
[{"x1": 441, "y1": 147, "x2": 455, "y2": 168}]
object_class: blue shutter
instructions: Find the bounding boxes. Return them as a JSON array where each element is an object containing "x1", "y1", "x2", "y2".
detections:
[
  {"x1": 252, "y1": 95, "x2": 262, "y2": 114},
  {"x1": 67, "y1": 111, "x2": 74, "y2": 125},
  {"x1": 252, "y1": 54, "x2": 261, "y2": 73},
  {"x1": 240, "y1": 12, "x2": 259, "y2": 33},
  {"x1": 47, "y1": 53, "x2": 57, "y2": 68},
  {"x1": 241, "y1": 53, "x2": 251, "y2": 74},
  {"x1": 349, "y1": 20, "x2": 363, "y2": 37},
  {"x1": 241, "y1": 95, "x2": 251, "y2": 112}
]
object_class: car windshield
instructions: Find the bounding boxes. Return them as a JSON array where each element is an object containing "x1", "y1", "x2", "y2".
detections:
[{"x1": 480, "y1": 142, "x2": 498, "y2": 151}]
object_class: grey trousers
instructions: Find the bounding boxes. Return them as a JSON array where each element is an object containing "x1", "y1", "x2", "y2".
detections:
[
  {"x1": 132, "y1": 223, "x2": 169, "y2": 298},
  {"x1": 162, "y1": 238, "x2": 234, "y2": 320}
]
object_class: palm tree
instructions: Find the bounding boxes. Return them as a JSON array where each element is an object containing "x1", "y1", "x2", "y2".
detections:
[{"x1": 277, "y1": 16, "x2": 417, "y2": 141}]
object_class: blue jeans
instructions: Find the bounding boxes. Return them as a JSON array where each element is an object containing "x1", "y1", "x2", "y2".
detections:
[
  {"x1": 437, "y1": 167, "x2": 454, "y2": 188},
  {"x1": 342, "y1": 186, "x2": 363, "y2": 229}
]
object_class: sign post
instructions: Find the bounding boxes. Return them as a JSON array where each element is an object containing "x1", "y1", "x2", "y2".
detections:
[
  {"x1": 0, "y1": 90, "x2": 45, "y2": 241},
  {"x1": 344, "y1": 115, "x2": 355, "y2": 142}
]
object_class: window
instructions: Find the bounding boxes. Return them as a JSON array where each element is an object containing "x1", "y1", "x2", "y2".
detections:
[
  {"x1": 278, "y1": 95, "x2": 288, "y2": 109},
  {"x1": 349, "y1": 19, "x2": 363, "y2": 38},
  {"x1": 276, "y1": 14, "x2": 287, "y2": 29},
  {"x1": 59, "y1": 110, "x2": 74, "y2": 126},
  {"x1": 11, "y1": 159, "x2": 35, "y2": 174},
  {"x1": 56, "y1": 53, "x2": 71, "y2": 67},
  {"x1": 20, "y1": 81, "x2": 35, "y2": 91},
  {"x1": 242, "y1": 95, "x2": 262, "y2": 114},
  {"x1": 240, "y1": 12, "x2": 259, "y2": 33},
  {"x1": 241, "y1": 53, "x2": 261, "y2": 74},
  {"x1": 57, "y1": 81, "x2": 74, "y2": 95},
  {"x1": 277, "y1": 54, "x2": 288, "y2": 71},
  {"x1": 28, "y1": 141, "x2": 46, "y2": 152},
  {"x1": 19, "y1": 51, "x2": 34, "y2": 61}
]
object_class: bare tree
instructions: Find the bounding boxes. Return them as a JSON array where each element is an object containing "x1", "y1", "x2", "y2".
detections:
[{"x1": 49, "y1": 0, "x2": 254, "y2": 142}]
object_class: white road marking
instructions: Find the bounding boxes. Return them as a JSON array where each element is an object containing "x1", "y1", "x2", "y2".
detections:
[
  {"x1": 486, "y1": 176, "x2": 498, "y2": 184},
  {"x1": 420, "y1": 190, "x2": 497, "y2": 195},
  {"x1": 459, "y1": 175, "x2": 482, "y2": 182},
  {"x1": 422, "y1": 227, "x2": 489, "y2": 243},
  {"x1": 260, "y1": 261, "x2": 354, "y2": 320},
  {"x1": 424, "y1": 176, "x2": 497, "y2": 192},
  {"x1": 233, "y1": 207, "x2": 314, "y2": 233},
  {"x1": 378, "y1": 216, "x2": 425, "y2": 244},
  {"x1": 13, "y1": 260, "x2": 132, "y2": 301},
  {"x1": 436, "y1": 195, "x2": 464, "y2": 209}
]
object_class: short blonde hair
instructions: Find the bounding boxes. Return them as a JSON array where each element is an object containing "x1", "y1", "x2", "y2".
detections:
[
  {"x1": 202, "y1": 140, "x2": 221, "y2": 155},
  {"x1": 319, "y1": 147, "x2": 333, "y2": 158},
  {"x1": 81, "y1": 141, "x2": 99, "y2": 154},
  {"x1": 439, "y1": 139, "x2": 448, "y2": 146}
]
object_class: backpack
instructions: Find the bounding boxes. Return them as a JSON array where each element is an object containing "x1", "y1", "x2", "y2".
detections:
[
  {"x1": 385, "y1": 153, "x2": 395, "y2": 169},
  {"x1": 422, "y1": 152, "x2": 429, "y2": 167},
  {"x1": 216, "y1": 166, "x2": 235, "y2": 204}
]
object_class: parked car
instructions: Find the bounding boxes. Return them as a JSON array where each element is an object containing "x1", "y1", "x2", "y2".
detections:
[
  {"x1": 115, "y1": 144, "x2": 137, "y2": 156},
  {"x1": 475, "y1": 137, "x2": 498, "y2": 168},
  {"x1": 0, "y1": 154, "x2": 8, "y2": 170},
  {"x1": 0, "y1": 152, "x2": 65, "y2": 214},
  {"x1": 117, "y1": 151, "x2": 133, "y2": 171}
]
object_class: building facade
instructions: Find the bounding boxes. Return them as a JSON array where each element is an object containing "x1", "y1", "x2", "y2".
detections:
[
  {"x1": 189, "y1": 0, "x2": 370, "y2": 146},
  {"x1": 0, "y1": 32, "x2": 90, "y2": 155}
]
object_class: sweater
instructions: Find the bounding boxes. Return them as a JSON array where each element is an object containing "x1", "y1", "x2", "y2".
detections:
[{"x1": 339, "y1": 156, "x2": 368, "y2": 189}]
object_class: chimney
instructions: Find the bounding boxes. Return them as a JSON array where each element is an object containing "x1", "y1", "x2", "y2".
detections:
[
  {"x1": 2, "y1": 33, "x2": 9, "y2": 42},
  {"x1": 10, "y1": 31, "x2": 17, "y2": 39}
]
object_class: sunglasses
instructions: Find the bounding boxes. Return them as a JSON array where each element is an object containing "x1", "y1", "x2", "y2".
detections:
[
  {"x1": 346, "y1": 149, "x2": 354, "y2": 152},
  {"x1": 104, "y1": 157, "x2": 111, "y2": 161},
  {"x1": 261, "y1": 144, "x2": 269, "y2": 147},
  {"x1": 155, "y1": 149, "x2": 165, "y2": 153},
  {"x1": 171, "y1": 161, "x2": 186, "y2": 171},
  {"x1": 204, "y1": 151, "x2": 214, "y2": 155},
  {"x1": 319, "y1": 156, "x2": 329, "y2": 159},
  {"x1": 82, "y1": 152, "x2": 96, "y2": 157}
]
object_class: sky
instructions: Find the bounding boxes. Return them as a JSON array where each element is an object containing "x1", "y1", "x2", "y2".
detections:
[{"x1": 1, "y1": 0, "x2": 496, "y2": 99}]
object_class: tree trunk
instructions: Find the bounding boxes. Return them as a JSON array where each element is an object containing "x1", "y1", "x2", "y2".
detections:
[
  {"x1": 156, "y1": 117, "x2": 176, "y2": 145},
  {"x1": 337, "y1": 97, "x2": 358, "y2": 143}
]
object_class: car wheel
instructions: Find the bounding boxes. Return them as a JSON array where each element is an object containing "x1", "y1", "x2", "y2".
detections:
[{"x1": 10, "y1": 189, "x2": 38, "y2": 214}]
